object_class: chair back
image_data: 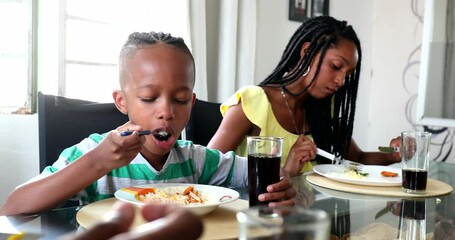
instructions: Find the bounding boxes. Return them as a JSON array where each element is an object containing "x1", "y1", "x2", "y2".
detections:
[
  {"x1": 185, "y1": 99, "x2": 223, "y2": 146},
  {"x1": 38, "y1": 92, "x2": 129, "y2": 172},
  {"x1": 38, "y1": 93, "x2": 222, "y2": 172}
]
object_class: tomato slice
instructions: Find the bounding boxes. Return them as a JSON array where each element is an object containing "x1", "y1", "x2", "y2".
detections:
[
  {"x1": 122, "y1": 186, "x2": 156, "y2": 199},
  {"x1": 381, "y1": 171, "x2": 398, "y2": 177}
]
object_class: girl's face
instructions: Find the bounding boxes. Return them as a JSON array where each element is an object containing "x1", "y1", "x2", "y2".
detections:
[
  {"x1": 304, "y1": 39, "x2": 358, "y2": 99},
  {"x1": 116, "y1": 46, "x2": 195, "y2": 158}
]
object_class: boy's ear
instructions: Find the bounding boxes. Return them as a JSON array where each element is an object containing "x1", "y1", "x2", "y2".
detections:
[
  {"x1": 191, "y1": 93, "x2": 196, "y2": 107},
  {"x1": 113, "y1": 90, "x2": 128, "y2": 115}
]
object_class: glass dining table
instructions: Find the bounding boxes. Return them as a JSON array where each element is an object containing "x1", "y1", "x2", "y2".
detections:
[{"x1": 1, "y1": 160, "x2": 454, "y2": 240}]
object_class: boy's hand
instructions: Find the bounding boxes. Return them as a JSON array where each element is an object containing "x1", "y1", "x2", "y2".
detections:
[
  {"x1": 94, "y1": 122, "x2": 147, "y2": 172},
  {"x1": 283, "y1": 135, "x2": 317, "y2": 176},
  {"x1": 258, "y1": 173, "x2": 296, "y2": 206}
]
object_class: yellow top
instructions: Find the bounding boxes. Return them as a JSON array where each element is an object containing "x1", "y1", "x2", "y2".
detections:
[{"x1": 221, "y1": 85, "x2": 314, "y2": 173}]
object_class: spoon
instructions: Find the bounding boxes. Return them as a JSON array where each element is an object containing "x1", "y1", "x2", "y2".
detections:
[{"x1": 120, "y1": 130, "x2": 152, "y2": 136}]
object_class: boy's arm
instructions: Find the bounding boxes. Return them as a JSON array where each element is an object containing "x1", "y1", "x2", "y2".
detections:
[
  {"x1": 0, "y1": 130, "x2": 145, "y2": 215},
  {"x1": 0, "y1": 150, "x2": 108, "y2": 215}
]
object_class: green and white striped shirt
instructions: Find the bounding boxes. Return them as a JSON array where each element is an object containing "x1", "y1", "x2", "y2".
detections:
[{"x1": 40, "y1": 133, "x2": 248, "y2": 204}]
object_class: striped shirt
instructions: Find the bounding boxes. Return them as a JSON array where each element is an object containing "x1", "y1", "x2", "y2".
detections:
[{"x1": 39, "y1": 133, "x2": 248, "y2": 204}]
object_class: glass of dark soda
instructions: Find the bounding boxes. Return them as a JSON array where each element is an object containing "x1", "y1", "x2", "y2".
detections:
[
  {"x1": 247, "y1": 136, "x2": 283, "y2": 207},
  {"x1": 401, "y1": 131, "x2": 431, "y2": 194}
]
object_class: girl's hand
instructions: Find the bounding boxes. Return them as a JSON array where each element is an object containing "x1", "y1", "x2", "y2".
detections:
[
  {"x1": 389, "y1": 136, "x2": 402, "y2": 163},
  {"x1": 283, "y1": 135, "x2": 317, "y2": 176},
  {"x1": 93, "y1": 122, "x2": 147, "y2": 172}
]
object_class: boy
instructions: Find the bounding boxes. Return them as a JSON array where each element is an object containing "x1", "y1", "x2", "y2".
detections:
[{"x1": 0, "y1": 31, "x2": 294, "y2": 215}]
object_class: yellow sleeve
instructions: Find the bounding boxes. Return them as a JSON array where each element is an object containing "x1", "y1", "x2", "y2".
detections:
[{"x1": 221, "y1": 86, "x2": 269, "y2": 129}]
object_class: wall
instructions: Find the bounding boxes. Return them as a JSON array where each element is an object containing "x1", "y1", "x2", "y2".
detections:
[
  {"x1": 0, "y1": 115, "x2": 39, "y2": 204},
  {"x1": 368, "y1": 0, "x2": 423, "y2": 146},
  {"x1": 368, "y1": 0, "x2": 455, "y2": 164}
]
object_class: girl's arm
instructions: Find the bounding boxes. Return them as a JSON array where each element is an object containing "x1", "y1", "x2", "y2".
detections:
[
  {"x1": 347, "y1": 138, "x2": 401, "y2": 165},
  {"x1": 207, "y1": 103, "x2": 256, "y2": 153}
]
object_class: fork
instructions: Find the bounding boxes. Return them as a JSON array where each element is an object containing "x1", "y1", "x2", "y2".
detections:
[
  {"x1": 316, "y1": 148, "x2": 364, "y2": 172},
  {"x1": 340, "y1": 159, "x2": 364, "y2": 172}
]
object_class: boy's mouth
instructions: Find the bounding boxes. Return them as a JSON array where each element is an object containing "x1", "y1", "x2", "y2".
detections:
[{"x1": 153, "y1": 130, "x2": 171, "y2": 141}]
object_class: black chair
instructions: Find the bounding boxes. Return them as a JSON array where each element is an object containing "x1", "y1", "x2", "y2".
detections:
[
  {"x1": 185, "y1": 99, "x2": 223, "y2": 146},
  {"x1": 38, "y1": 92, "x2": 129, "y2": 172}
]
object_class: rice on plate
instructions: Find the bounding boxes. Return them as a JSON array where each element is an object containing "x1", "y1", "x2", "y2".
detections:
[{"x1": 138, "y1": 185, "x2": 208, "y2": 206}]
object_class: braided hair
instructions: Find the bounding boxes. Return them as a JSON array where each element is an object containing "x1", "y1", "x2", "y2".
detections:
[
  {"x1": 119, "y1": 31, "x2": 194, "y2": 86},
  {"x1": 259, "y1": 16, "x2": 362, "y2": 162}
]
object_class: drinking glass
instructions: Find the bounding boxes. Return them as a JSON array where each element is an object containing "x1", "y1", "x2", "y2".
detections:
[
  {"x1": 398, "y1": 199, "x2": 426, "y2": 240},
  {"x1": 401, "y1": 131, "x2": 431, "y2": 194},
  {"x1": 247, "y1": 136, "x2": 283, "y2": 206},
  {"x1": 237, "y1": 206, "x2": 330, "y2": 240}
]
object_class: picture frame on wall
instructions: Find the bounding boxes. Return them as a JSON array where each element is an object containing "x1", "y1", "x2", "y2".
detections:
[
  {"x1": 310, "y1": 0, "x2": 329, "y2": 17},
  {"x1": 289, "y1": 0, "x2": 329, "y2": 22}
]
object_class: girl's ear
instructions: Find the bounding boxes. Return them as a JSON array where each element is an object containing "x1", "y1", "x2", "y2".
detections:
[
  {"x1": 113, "y1": 90, "x2": 128, "y2": 115},
  {"x1": 300, "y1": 42, "x2": 311, "y2": 58}
]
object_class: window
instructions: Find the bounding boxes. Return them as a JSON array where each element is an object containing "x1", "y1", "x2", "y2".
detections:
[
  {"x1": 49, "y1": 0, "x2": 191, "y2": 103},
  {"x1": 0, "y1": 0, "x2": 34, "y2": 114},
  {"x1": 1, "y1": 0, "x2": 190, "y2": 113},
  {"x1": 62, "y1": 0, "x2": 156, "y2": 103}
]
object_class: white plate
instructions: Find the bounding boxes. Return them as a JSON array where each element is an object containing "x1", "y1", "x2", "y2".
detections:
[
  {"x1": 313, "y1": 164, "x2": 402, "y2": 186},
  {"x1": 114, "y1": 183, "x2": 239, "y2": 216}
]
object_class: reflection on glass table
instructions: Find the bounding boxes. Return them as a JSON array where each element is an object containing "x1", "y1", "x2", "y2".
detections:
[
  {"x1": 303, "y1": 161, "x2": 455, "y2": 239},
  {"x1": 0, "y1": 205, "x2": 80, "y2": 240},
  {"x1": 1, "y1": 161, "x2": 455, "y2": 239}
]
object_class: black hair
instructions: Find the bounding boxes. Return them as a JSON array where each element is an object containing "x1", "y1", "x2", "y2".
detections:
[
  {"x1": 259, "y1": 16, "x2": 362, "y2": 162},
  {"x1": 119, "y1": 31, "x2": 194, "y2": 85}
]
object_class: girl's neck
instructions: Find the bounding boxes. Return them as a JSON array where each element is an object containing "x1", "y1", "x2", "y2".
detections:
[
  {"x1": 264, "y1": 86, "x2": 310, "y2": 135},
  {"x1": 281, "y1": 86, "x2": 309, "y2": 107}
]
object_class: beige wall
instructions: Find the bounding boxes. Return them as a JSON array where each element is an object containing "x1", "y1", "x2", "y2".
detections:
[{"x1": 0, "y1": 115, "x2": 39, "y2": 204}]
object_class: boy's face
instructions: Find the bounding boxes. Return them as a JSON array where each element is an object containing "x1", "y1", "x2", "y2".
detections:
[{"x1": 114, "y1": 45, "x2": 195, "y2": 158}]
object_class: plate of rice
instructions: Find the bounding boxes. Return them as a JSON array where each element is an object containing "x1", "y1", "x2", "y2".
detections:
[{"x1": 114, "y1": 183, "x2": 240, "y2": 215}]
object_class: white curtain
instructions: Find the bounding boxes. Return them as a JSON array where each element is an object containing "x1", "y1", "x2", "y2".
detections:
[
  {"x1": 188, "y1": 0, "x2": 257, "y2": 103},
  {"x1": 443, "y1": 0, "x2": 455, "y2": 118}
]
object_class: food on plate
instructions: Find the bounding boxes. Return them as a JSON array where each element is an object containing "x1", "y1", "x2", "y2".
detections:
[
  {"x1": 381, "y1": 171, "x2": 398, "y2": 177},
  {"x1": 327, "y1": 169, "x2": 369, "y2": 179},
  {"x1": 344, "y1": 169, "x2": 369, "y2": 178},
  {"x1": 128, "y1": 185, "x2": 208, "y2": 206}
]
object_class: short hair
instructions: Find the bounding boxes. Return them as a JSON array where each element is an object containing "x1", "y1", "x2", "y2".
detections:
[
  {"x1": 259, "y1": 16, "x2": 362, "y2": 161},
  {"x1": 119, "y1": 31, "x2": 195, "y2": 87}
]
